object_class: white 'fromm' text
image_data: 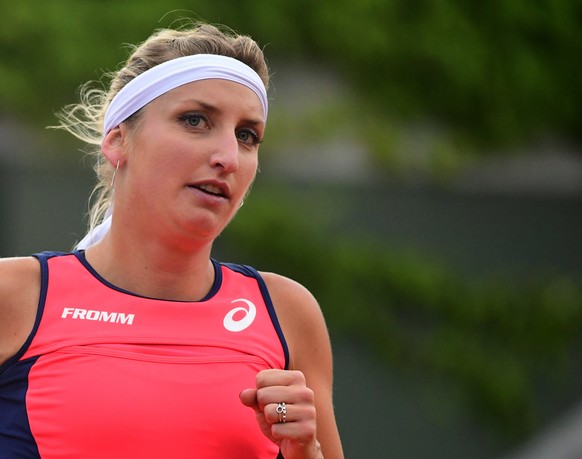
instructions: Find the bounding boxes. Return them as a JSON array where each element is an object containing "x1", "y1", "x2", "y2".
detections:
[{"x1": 61, "y1": 307, "x2": 135, "y2": 325}]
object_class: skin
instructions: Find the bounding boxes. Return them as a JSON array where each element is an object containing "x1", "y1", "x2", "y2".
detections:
[{"x1": 0, "y1": 79, "x2": 343, "y2": 458}]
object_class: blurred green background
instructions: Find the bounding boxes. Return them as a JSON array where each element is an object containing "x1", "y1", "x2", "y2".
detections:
[{"x1": 1, "y1": 1, "x2": 581, "y2": 458}]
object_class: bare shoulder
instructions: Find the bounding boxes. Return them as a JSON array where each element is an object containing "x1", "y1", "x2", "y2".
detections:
[
  {"x1": 259, "y1": 272, "x2": 345, "y2": 457},
  {"x1": 260, "y1": 271, "x2": 320, "y2": 312},
  {"x1": 0, "y1": 256, "x2": 40, "y2": 293},
  {"x1": 259, "y1": 272, "x2": 330, "y2": 370},
  {"x1": 0, "y1": 256, "x2": 41, "y2": 365}
]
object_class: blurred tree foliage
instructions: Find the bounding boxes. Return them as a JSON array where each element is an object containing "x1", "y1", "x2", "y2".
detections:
[
  {"x1": 2, "y1": 0, "x2": 581, "y2": 442},
  {"x1": 0, "y1": 0, "x2": 580, "y2": 149},
  {"x1": 219, "y1": 190, "x2": 582, "y2": 442}
]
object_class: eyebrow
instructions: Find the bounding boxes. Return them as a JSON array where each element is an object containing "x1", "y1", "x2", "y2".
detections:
[{"x1": 176, "y1": 98, "x2": 265, "y2": 127}]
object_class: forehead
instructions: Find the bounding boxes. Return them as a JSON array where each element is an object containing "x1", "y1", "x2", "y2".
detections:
[{"x1": 153, "y1": 79, "x2": 266, "y2": 121}]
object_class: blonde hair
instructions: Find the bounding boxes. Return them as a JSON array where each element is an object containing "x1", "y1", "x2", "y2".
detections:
[{"x1": 55, "y1": 22, "x2": 270, "y2": 234}]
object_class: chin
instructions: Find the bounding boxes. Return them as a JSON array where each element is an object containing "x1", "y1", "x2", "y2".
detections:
[{"x1": 180, "y1": 216, "x2": 225, "y2": 241}]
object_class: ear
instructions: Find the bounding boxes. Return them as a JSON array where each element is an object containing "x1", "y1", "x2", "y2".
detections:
[{"x1": 101, "y1": 125, "x2": 129, "y2": 166}]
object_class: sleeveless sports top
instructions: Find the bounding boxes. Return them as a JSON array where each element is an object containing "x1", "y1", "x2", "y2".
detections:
[{"x1": 0, "y1": 251, "x2": 289, "y2": 458}]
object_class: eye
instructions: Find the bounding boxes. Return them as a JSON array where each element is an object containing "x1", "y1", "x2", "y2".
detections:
[
  {"x1": 178, "y1": 113, "x2": 208, "y2": 128},
  {"x1": 236, "y1": 128, "x2": 262, "y2": 146}
]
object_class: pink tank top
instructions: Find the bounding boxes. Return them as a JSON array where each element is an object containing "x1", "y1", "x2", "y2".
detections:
[{"x1": 5, "y1": 251, "x2": 288, "y2": 458}]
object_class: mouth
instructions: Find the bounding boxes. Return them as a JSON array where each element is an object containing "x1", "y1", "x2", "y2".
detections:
[{"x1": 188, "y1": 183, "x2": 228, "y2": 199}]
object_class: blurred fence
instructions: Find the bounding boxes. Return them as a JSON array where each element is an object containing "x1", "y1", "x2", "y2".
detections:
[{"x1": 1, "y1": 155, "x2": 581, "y2": 458}]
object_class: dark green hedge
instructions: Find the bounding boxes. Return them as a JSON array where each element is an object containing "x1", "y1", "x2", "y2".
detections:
[
  {"x1": 2, "y1": 0, "x2": 581, "y2": 439},
  {"x1": 1, "y1": 0, "x2": 580, "y2": 149},
  {"x1": 217, "y1": 190, "x2": 582, "y2": 441}
]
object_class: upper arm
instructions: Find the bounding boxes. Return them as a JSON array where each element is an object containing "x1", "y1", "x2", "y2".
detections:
[
  {"x1": 262, "y1": 272, "x2": 344, "y2": 458},
  {"x1": 0, "y1": 257, "x2": 41, "y2": 366}
]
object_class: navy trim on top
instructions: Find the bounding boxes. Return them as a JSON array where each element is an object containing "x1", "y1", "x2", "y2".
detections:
[
  {"x1": 0, "y1": 250, "x2": 288, "y2": 371},
  {"x1": 72, "y1": 250, "x2": 223, "y2": 302},
  {"x1": 223, "y1": 262, "x2": 290, "y2": 371},
  {"x1": 0, "y1": 251, "x2": 56, "y2": 375},
  {"x1": 0, "y1": 356, "x2": 42, "y2": 458}
]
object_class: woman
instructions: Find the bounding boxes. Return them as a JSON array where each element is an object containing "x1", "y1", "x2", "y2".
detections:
[{"x1": 0, "y1": 23, "x2": 343, "y2": 458}]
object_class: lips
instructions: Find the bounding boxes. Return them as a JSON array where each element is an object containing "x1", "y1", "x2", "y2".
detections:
[
  {"x1": 188, "y1": 181, "x2": 230, "y2": 199},
  {"x1": 197, "y1": 184, "x2": 223, "y2": 196}
]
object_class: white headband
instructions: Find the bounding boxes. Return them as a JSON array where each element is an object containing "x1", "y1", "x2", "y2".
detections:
[
  {"x1": 103, "y1": 53, "x2": 268, "y2": 136},
  {"x1": 76, "y1": 54, "x2": 267, "y2": 250}
]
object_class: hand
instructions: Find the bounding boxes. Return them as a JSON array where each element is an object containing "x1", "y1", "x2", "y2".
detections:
[{"x1": 240, "y1": 369, "x2": 323, "y2": 459}]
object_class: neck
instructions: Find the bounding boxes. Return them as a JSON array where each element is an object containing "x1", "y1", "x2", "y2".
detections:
[{"x1": 85, "y1": 230, "x2": 216, "y2": 302}]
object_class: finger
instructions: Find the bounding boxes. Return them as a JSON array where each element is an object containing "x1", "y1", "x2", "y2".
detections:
[
  {"x1": 239, "y1": 388, "x2": 260, "y2": 412},
  {"x1": 266, "y1": 401, "x2": 317, "y2": 426},
  {"x1": 256, "y1": 369, "x2": 305, "y2": 389},
  {"x1": 265, "y1": 402, "x2": 288, "y2": 425},
  {"x1": 271, "y1": 415, "x2": 317, "y2": 442},
  {"x1": 256, "y1": 384, "x2": 315, "y2": 412}
]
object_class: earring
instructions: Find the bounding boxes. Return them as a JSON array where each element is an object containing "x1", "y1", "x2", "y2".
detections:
[
  {"x1": 239, "y1": 200, "x2": 245, "y2": 209},
  {"x1": 110, "y1": 160, "x2": 120, "y2": 188}
]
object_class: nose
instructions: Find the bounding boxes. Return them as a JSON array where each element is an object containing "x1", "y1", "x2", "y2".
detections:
[{"x1": 209, "y1": 130, "x2": 240, "y2": 172}]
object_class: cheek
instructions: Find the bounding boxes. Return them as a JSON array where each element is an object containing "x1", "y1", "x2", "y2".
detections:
[
  {"x1": 124, "y1": 146, "x2": 179, "y2": 193},
  {"x1": 244, "y1": 151, "x2": 259, "y2": 172},
  {"x1": 241, "y1": 157, "x2": 259, "y2": 185},
  {"x1": 140, "y1": 139, "x2": 190, "y2": 175}
]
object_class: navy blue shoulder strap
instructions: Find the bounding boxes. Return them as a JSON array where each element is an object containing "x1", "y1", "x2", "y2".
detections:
[
  {"x1": 0, "y1": 252, "x2": 66, "y2": 373},
  {"x1": 218, "y1": 261, "x2": 290, "y2": 370}
]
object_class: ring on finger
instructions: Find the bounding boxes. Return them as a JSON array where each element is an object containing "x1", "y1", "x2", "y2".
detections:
[{"x1": 276, "y1": 402, "x2": 287, "y2": 423}]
